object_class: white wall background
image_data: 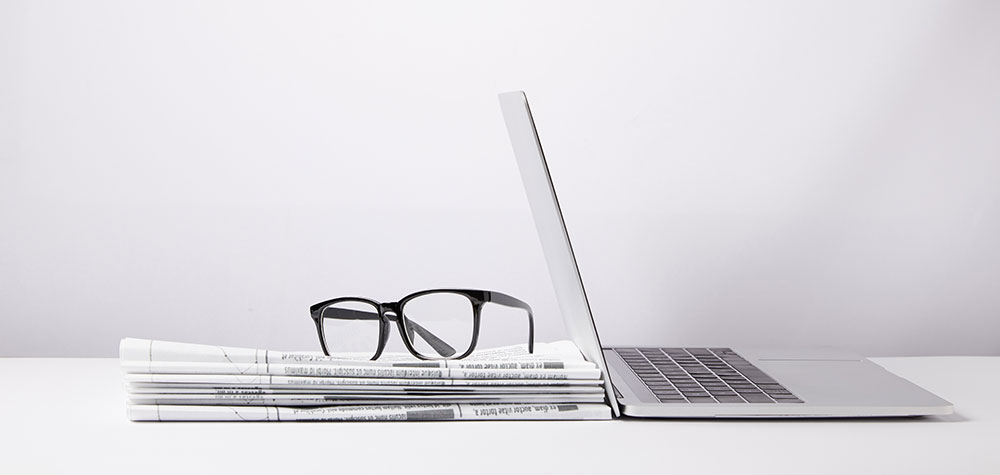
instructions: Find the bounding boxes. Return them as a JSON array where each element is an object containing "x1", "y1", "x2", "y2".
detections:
[{"x1": 2, "y1": 0, "x2": 998, "y2": 357}]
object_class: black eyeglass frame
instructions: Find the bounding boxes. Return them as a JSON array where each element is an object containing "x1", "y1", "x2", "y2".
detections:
[{"x1": 309, "y1": 289, "x2": 535, "y2": 361}]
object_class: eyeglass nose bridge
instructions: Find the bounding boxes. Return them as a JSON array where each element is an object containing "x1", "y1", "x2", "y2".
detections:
[
  {"x1": 379, "y1": 302, "x2": 402, "y2": 317},
  {"x1": 378, "y1": 302, "x2": 459, "y2": 358}
]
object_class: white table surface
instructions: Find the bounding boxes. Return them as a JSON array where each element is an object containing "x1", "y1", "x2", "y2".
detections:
[{"x1": 0, "y1": 357, "x2": 997, "y2": 474}]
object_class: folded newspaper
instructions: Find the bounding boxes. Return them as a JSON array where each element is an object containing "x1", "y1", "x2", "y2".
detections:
[{"x1": 120, "y1": 338, "x2": 613, "y2": 421}]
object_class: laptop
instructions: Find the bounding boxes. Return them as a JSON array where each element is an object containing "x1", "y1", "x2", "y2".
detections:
[{"x1": 498, "y1": 91, "x2": 953, "y2": 418}]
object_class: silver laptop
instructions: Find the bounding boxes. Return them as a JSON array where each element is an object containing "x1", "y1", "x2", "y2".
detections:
[{"x1": 498, "y1": 91, "x2": 953, "y2": 418}]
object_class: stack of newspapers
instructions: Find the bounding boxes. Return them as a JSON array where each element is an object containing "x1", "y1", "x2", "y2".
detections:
[{"x1": 120, "y1": 338, "x2": 612, "y2": 421}]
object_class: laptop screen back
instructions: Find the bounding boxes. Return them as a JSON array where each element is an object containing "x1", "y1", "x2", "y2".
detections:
[{"x1": 498, "y1": 91, "x2": 620, "y2": 416}]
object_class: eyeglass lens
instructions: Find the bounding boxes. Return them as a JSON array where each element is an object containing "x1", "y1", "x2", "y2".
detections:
[
  {"x1": 401, "y1": 292, "x2": 476, "y2": 359},
  {"x1": 320, "y1": 300, "x2": 381, "y2": 359}
]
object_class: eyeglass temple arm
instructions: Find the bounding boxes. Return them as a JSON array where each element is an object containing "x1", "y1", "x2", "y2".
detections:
[
  {"x1": 319, "y1": 308, "x2": 456, "y2": 358},
  {"x1": 485, "y1": 291, "x2": 535, "y2": 353},
  {"x1": 402, "y1": 320, "x2": 457, "y2": 358}
]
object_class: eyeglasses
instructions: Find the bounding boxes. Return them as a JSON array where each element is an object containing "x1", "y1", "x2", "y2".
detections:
[{"x1": 309, "y1": 289, "x2": 534, "y2": 360}]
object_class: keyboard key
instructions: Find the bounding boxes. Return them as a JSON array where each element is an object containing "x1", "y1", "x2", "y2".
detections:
[
  {"x1": 652, "y1": 387, "x2": 679, "y2": 393},
  {"x1": 680, "y1": 391, "x2": 710, "y2": 398},
  {"x1": 658, "y1": 397, "x2": 688, "y2": 403},
  {"x1": 686, "y1": 396, "x2": 716, "y2": 403},
  {"x1": 742, "y1": 394, "x2": 775, "y2": 403},
  {"x1": 707, "y1": 389, "x2": 737, "y2": 395},
  {"x1": 654, "y1": 394, "x2": 682, "y2": 400},
  {"x1": 715, "y1": 396, "x2": 746, "y2": 403}
]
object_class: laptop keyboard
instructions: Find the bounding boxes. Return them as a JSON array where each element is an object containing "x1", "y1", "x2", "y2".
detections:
[{"x1": 615, "y1": 347, "x2": 803, "y2": 404}]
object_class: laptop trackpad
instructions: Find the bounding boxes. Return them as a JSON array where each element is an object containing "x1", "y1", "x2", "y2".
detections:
[{"x1": 740, "y1": 347, "x2": 862, "y2": 361}]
